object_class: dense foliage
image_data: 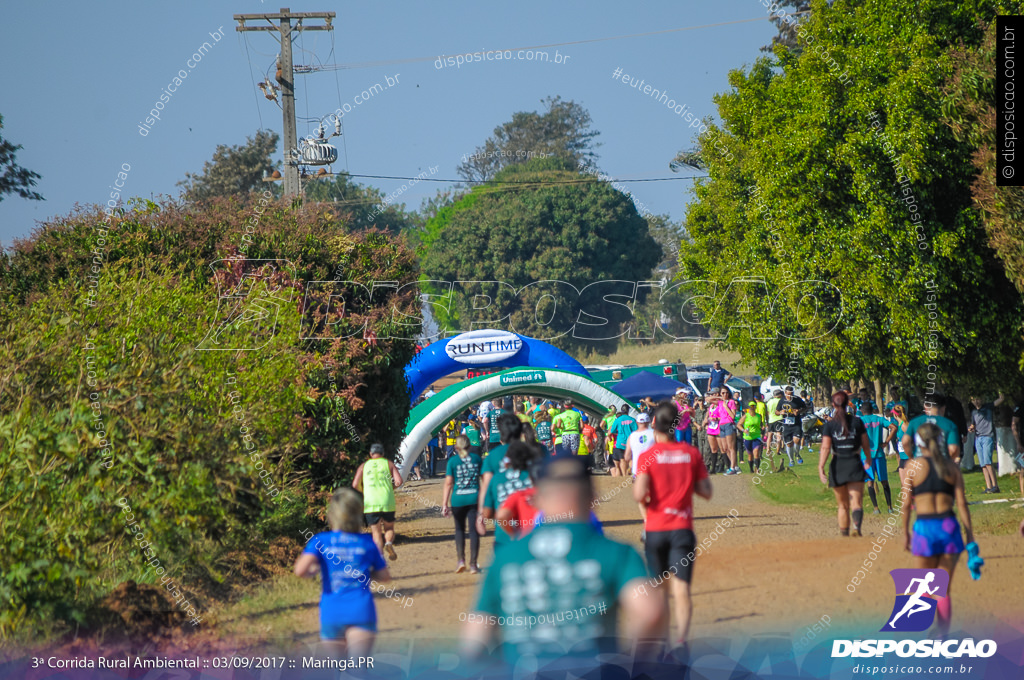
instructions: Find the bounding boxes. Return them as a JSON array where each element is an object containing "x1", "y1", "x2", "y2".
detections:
[
  {"x1": 420, "y1": 157, "x2": 662, "y2": 353},
  {"x1": 178, "y1": 130, "x2": 280, "y2": 202},
  {"x1": 456, "y1": 97, "x2": 600, "y2": 183},
  {"x1": 0, "y1": 197, "x2": 419, "y2": 635},
  {"x1": 942, "y1": 20, "x2": 1024, "y2": 306},
  {"x1": 303, "y1": 172, "x2": 421, "y2": 233},
  {"x1": 679, "y1": 0, "x2": 1024, "y2": 396}
]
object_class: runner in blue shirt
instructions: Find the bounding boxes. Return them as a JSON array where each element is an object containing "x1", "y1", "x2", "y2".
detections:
[
  {"x1": 609, "y1": 406, "x2": 638, "y2": 477},
  {"x1": 860, "y1": 402, "x2": 896, "y2": 513},
  {"x1": 902, "y1": 395, "x2": 962, "y2": 464},
  {"x1": 294, "y1": 487, "x2": 391, "y2": 657}
]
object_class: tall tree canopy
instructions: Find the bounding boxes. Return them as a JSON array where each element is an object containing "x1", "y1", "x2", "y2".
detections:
[
  {"x1": 680, "y1": 0, "x2": 1024, "y2": 396},
  {"x1": 303, "y1": 172, "x2": 419, "y2": 233},
  {"x1": 0, "y1": 114, "x2": 43, "y2": 203},
  {"x1": 943, "y1": 20, "x2": 1024, "y2": 303},
  {"x1": 420, "y1": 157, "x2": 661, "y2": 353},
  {"x1": 456, "y1": 96, "x2": 600, "y2": 183},
  {"x1": 179, "y1": 129, "x2": 280, "y2": 201}
]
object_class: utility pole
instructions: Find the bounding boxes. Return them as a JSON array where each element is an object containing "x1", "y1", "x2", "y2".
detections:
[{"x1": 234, "y1": 8, "x2": 334, "y2": 198}]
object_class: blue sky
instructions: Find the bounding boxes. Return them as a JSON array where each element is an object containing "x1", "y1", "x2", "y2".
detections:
[{"x1": 0, "y1": 1, "x2": 779, "y2": 245}]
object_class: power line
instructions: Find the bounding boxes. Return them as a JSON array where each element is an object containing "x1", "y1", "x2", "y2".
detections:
[
  {"x1": 296, "y1": 12, "x2": 809, "y2": 73},
  {"x1": 240, "y1": 33, "x2": 265, "y2": 130},
  {"x1": 343, "y1": 173, "x2": 704, "y2": 184}
]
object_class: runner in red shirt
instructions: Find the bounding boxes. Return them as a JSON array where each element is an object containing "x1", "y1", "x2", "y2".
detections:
[
  {"x1": 495, "y1": 487, "x2": 540, "y2": 539},
  {"x1": 633, "y1": 400, "x2": 713, "y2": 646}
]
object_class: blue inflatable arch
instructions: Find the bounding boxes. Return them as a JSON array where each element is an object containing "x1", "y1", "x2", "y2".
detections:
[{"x1": 405, "y1": 330, "x2": 589, "y2": 403}]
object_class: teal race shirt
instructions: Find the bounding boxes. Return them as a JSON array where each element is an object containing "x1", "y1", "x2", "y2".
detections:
[
  {"x1": 905, "y1": 415, "x2": 959, "y2": 456},
  {"x1": 488, "y1": 408, "x2": 506, "y2": 443},
  {"x1": 535, "y1": 420, "x2": 552, "y2": 442},
  {"x1": 446, "y1": 453, "x2": 482, "y2": 507},
  {"x1": 482, "y1": 458, "x2": 532, "y2": 547},
  {"x1": 482, "y1": 444, "x2": 509, "y2": 476},
  {"x1": 474, "y1": 522, "x2": 647, "y2": 666},
  {"x1": 610, "y1": 415, "x2": 638, "y2": 446},
  {"x1": 861, "y1": 414, "x2": 892, "y2": 457},
  {"x1": 462, "y1": 425, "x2": 482, "y2": 447}
]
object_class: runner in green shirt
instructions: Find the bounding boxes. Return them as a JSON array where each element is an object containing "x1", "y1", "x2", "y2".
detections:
[
  {"x1": 737, "y1": 402, "x2": 764, "y2": 473},
  {"x1": 352, "y1": 443, "x2": 403, "y2": 561},
  {"x1": 461, "y1": 456, "x2": 660, "y2": 671},
  {"x1": 552, "y1": 399, "x2": 583, "y2": 457}
]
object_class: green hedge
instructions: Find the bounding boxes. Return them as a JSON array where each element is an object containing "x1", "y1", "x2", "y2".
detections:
[{"x1": 0, "y1": 197, "x2": 420, "y2": 637}]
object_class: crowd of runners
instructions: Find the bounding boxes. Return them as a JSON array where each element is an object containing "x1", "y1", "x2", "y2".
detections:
[{"x1": 292, "y1": 366, "x2": 1024, "y2": 672}]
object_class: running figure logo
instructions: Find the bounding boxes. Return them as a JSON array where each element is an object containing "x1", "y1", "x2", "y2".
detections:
[{"x1": 881, "y1": 569, "x2": 949, "y2": 632}]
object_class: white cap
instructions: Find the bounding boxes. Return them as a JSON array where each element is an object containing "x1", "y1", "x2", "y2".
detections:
[
  {"x1": 637, "y1": 413, "x2": 651, "y2": 423},
  {"x1": 675, "y1": 387, "x2": 687, "y2": 394}
]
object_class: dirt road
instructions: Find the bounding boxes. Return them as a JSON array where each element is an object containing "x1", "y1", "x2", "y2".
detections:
[{"x1": 367, "y1": 469, "x2": 1024, "y2": 643}]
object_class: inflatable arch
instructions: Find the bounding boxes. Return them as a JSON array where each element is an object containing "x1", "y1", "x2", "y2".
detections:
[
  {"x1": 397, "y1": 367, "x2": 637, "y2": 479},
  {"x1": 404, "y1": 329, "x2": 588, "y2": 404}
]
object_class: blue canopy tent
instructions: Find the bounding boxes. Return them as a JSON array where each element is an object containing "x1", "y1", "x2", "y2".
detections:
[{"x1": 612, "y1": 371, "x2": 688, "y2": 402}]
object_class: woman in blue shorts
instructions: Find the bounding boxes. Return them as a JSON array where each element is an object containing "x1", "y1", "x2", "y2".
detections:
[
  {"x1": 294, "y1": 487, "x2": 392, "y2": 657},
  {"x1": 900, "y1": 423, "x2": 975, "y2": 636}
]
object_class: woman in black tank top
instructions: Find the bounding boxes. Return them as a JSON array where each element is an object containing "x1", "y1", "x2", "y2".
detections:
[{"x1": 899, "y1": 424, "x2": 975, "y2": 637}]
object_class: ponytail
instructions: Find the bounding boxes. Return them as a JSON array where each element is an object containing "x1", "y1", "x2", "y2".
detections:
[
  {"x1": 454, "y1": 435, "x2": 471, "y2": 460},
  {"x1": 830, "y1": 391, "x2": 850, "y2": 437},
  {"x1": 916, "y1": 423, "x2": 951, "y2": 480}
]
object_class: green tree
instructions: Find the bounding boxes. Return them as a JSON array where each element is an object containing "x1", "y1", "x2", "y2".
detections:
[
  {"x1": 303, "y1": 172, "x2": 419, "y2": 233},
  {"x1": 420, "y1": 156, "x2": 661, "y2": 353},
  {"x1": 943, "y1": 21, "x2": 1024, "y2": 297},
  {"x1": 0, "y1": 195, "x2": 420, "y2": 634},
  {"x1": 179, "y1": 129, "x2": 280, "y2": 201},
  {"x1": 456, "y1": 97, "x2": 600, "y2": 183},
  {"x1": 0, "y1": 114, "x2": 43, "y2": 202},
  {"x1": 679, "y1": 0, "x2": 1024, "y2": 396}
]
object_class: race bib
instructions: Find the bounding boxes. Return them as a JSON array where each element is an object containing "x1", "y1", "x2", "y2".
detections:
[
  {"x1": 783, "y1": 417, "x2": 795, "y2": 425},
  {"x1": 709, "y1": 419, "x2": 720, "y2": 429}
]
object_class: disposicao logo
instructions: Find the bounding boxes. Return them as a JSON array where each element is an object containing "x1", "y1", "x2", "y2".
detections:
[
  {"x1": 831, "y1": 569, "x2": 997, "y2": 659},
  {"x1": 882, "y1": 568, "x2": 948, "y2": 632}
]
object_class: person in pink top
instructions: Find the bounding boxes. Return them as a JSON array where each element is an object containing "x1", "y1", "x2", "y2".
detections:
[
  {"x1": 673, "y1": 389, "x2": 694, "y2": 444},
  {"x1": 708, "y1": 388, "x2": 740, "y2": 475}
]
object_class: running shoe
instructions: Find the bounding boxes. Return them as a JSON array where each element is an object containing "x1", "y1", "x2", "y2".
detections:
[
  {"x1": 734, "y1": 467, "x2": 742, "y2": 474},
  {"x1": 992, "y1": 486, "x2": 1001, "y2": 494},
  {"x1": 384, "y1": 543, "x2": 398, "y2": 561},
  {"x1": 469, "y1": 565, "x2": 481, "y2": 574},
  {"x1": 456, "y1": 561, "x2": 466, "y2": 574},
  {"x1": 796, "y1": 458, "x2": 804, "y2": 465},
  {"x1": 873, "y1": 509, "x2": 881, "y2": 515},
  {"x1": 724, "y1": 468, "x2": 737, "y2": 476},
  {"x1": 850, "y1": 528, "x2": 862, "y2": 537}
]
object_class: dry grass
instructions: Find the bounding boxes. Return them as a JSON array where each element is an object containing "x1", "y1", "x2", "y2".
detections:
[{"x1": 576, "y1": 341, "x2": 751, "y2": 372}]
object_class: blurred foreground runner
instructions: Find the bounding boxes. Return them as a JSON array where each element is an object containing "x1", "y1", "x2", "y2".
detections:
[{"x1": 461, "y1": 456, "x2": 662, "y2": 673}]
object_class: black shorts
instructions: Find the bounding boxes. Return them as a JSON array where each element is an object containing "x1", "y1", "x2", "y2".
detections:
[
  {"x1": 782, "y1": 425, "x2": 803, "y2": 441},
  {"x1": 645, "y1": 529, "x2": 697, "y2": 583},
  {"x1": 364, "y1": 511, "x2": 396, "y2": 526},
  {"x1": 611, "y1": 447, "x2": 626, "y2": 462},
  {"x1": 769, "y1": 422, "x2": 784, "y2": 433}
]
